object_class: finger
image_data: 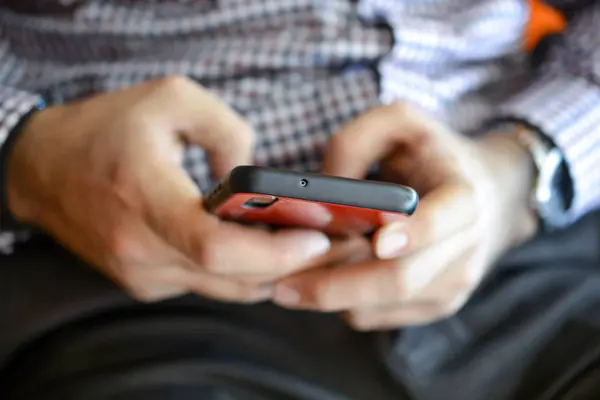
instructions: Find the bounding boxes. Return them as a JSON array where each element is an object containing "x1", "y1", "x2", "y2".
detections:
[
  {"x1": 178, "y1": 269, "x2": 275, "y2": 303},
  {"x1": 112, "y1": 263, "x2": 191, "y2": 302},
  {"x1": 304, "y1": 234, "x2": 373, "y2": 269},
  {"x1": 219, "y1": 235, "x2": 373, "y2": 284},
  {"x1": 160, "y1": 210, "x2": 333, "y2": 278},
  {"x1": 119, "y1": 261, "x2": 274, "y2": 304},
  {"x1": 162, "y1": 235, "x2": 368, "y2": 303},
  {"x1": 274, "y1": 227, "x2": 474, "y2": 311},
  {"x1": 343, "y1": 294, "x2": 469, "y2": 331},
  {"x1": 136, "y1": 149, "x2": 331, "y2": 279},
  {"x1": 322, "y1": 103, "x2": 448, "y2": 179},
  {"x1": 108, "y1": 229, "x2": 301, "y2": 304},
  {"x1": 124, "y1": 283, "x2": 189, "y2": 303},
  {"x1": 191, "y1": 222, "x2": 332, "y2": 277},
  {"x1": 412, "y1": 244, "x2": 488, "y2": 305},
  {"x1": 273, "y1": 258, "x2": 396, "y2": 311},
  {"x1": 154, "y1": 76, "x2": 255, "y2": 177},
  {"x1": 374, "y1": 182, "x2": 476, "y2": 259},
  {"x1": 344, "y1": 246, "x2": 483, "y2": 330}
]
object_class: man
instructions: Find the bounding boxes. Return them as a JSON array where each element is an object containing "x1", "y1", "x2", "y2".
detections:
[{"x1": 0, "y1": 0, "x2": 599, "y2": 399}]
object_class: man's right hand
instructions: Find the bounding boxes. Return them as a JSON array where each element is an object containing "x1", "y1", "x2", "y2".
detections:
[{"x1": 4, "y1": 76, "x2": 346, "y2": 303}]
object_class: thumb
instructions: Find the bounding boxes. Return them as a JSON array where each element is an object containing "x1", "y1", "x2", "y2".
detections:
[
  {"x1": 322, "y1": 104, "x2": 439, "y2": 179},
  {"x1": 140, "y1": 159, "x2": 334, "y2": 277},
  {"x1": 374, "y1": 182, "x2": 475, "y2": 259},
  {"x1": 159, "y1": 77, "x2": 255, "y2": 178}
]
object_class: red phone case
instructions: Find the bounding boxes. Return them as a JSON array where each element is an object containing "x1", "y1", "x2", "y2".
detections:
[{"x1": 205, "y1": 166, "x2": 418, "y2": 236}]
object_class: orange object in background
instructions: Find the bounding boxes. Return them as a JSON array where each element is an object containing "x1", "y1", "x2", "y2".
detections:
[{"x1": 524, "y1": 0, "x2": 567, "y2": 52}]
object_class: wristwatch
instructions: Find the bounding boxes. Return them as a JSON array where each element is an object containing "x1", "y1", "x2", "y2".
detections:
[{"x1": 488, "y1": 121, "x2": 572, "y2": 231}]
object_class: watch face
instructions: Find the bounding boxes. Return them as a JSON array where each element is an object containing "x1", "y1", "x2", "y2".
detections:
[
  {"x1": 537, "y1": 149, "x2": 570, "y2": 230},
  {"x1": 555, "y1": 158, "x2": 574, "y2": 210}
]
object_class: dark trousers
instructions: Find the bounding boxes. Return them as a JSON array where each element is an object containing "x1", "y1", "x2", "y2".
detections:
[{"x1": 1, "y1": 212, "x2": 600, "y2": 400}]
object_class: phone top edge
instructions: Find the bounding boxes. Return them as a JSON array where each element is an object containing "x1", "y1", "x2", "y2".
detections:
[
  {"x1": 228, "y1": 165, "x2": 262, "y2": 194},
  {"x1": 226, "y1": 166, "x2": 419, "y2": 215}
]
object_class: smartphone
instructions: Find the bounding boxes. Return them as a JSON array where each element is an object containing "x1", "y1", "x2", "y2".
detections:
[{"x1": 204, "y1": 166, "x2": 418, "y2": 236}]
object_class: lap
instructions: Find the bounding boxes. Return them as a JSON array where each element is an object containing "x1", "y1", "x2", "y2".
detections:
[
  {"x1": 383, "y1": 211, "x2": 600, "y2": 400},
  {"x1": 0, "y1": 212, "x2": 599, "y2": 400},
  {"x1": 0, "y1": 238, "x2": 403, "y2": 400}
]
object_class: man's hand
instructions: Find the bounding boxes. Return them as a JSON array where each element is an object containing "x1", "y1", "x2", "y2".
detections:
[
  {"x1": 5, "y1": 76, "x2": 356, "y2": 303},
  {"x1": 273, "y1": 104, "x2": 539, "y2": 330}
]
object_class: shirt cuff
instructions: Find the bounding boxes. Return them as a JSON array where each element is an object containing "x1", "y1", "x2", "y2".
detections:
[
  {"x1": 0, "y1": 87, "x2": 44, "y2": 254},
  {"x1": 0, "y1": 87, "x2": 43, "y2": 145},
  {"x1": 498, "y1": 72, "x2": 600, "y2": 222}
]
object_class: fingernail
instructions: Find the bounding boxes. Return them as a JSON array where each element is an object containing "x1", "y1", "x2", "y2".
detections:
[
  {"x1": 274, "y1": 285, "x2": 301, "y2": 305},
  {"x1": 376, "y1": 224, "x2": 408, "y2": 259},
  {"x1": 253, "y1": 284, "x2": 274, "y2": 301},
  {"x1": 294, "y1": 232, "x2": 331, "y2": 259}
]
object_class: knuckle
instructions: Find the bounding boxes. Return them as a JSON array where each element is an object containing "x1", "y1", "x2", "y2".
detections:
[
  {"x1": 194, "y1": 236, "x2": 227, "y2": 274},
  {"x1": 453, "y1": 261, "x2": 481, "y2": 293},
  {"x1": 108, "y1": 167, "x2": 143, "y2": 213},
  {"x1": 115, "y1": 263, "x2": 143, "y2": 287},
  {"x1": 106, "y1": 229, "x2": 135, "y2": 262},
  {"x1": 454, "y1": 275, "x2": 475, "y2": 293},
  {"x1": 311, "y1": 281, "x2": 337, "y2": 311},
  {"x1": 195, "y1": 247, "x2": 219, "y2": 273},
  {"x1": 392, "y1": 266, "x2": 409, "y2": 301},
  {"x1": 345, "y1": 312, "x2": 374, "y2": 332},
  {"x1": 273, "y1": 250, "x2": 301, "y2": 275},
  {"x1": 438, "y1": 295, "x2": 468, "y2": 317},
  {"x1": 126, "y1": 286, "x2": 161, "y2": 303},
  {"x1": 387, "y1": 101, "x2": 412, "y2": 116},
  {"x1": 155, "y1": 75, "x2": 194, "y2": 93},
  {"x1": 217, "y1": 121, "x2": 255, "y2": 156},
  {"x1": 236, "y1": 285, "x2": 268, "y2": 303},
  {"x1": 329, "y1": 133, "x2": 354, "y2": 156},
  {"x1": 309, "y1": 275, "x2": 344, "y2": 311},
  {"x1": 237, "y1": 121, "x2": 255, "y2": 145},
  {"x1": 235, "y1": 291, "x2": 258, "y2": 303},
  {"x1": 119, "y1": 271, "x2": 185, "y2": 303},
  {"x1": 313, "y1": 294, "x2": 334, "y2": 311}
]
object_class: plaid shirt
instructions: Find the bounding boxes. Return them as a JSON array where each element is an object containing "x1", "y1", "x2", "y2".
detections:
[{"x1": 1, "y1": 0, "x2": 599, "y2": 252}]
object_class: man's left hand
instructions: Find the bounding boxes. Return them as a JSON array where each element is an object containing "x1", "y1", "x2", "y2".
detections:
[{"x1": 273, "y1": 104, "x2": 539, "y2": 330}]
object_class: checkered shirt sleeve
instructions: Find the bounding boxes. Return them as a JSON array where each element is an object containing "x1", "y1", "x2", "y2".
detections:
[
  {"x1": 497, "y1": 3, "x2": 600, "y2": 222},
  {"x1": 0, "y1": 0, "x2": 388, "y2": 253},
  {"x1": 1, "y1": 0, "x2": 600, "y2": 254},
  {"x1": 362, "y1": 0, "x2": 600, "y2": 224}
]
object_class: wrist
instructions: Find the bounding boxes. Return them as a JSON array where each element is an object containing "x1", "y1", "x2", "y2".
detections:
[
  {"x1": 477, "y1": 132, "x2": 539, "y2": 243},
  {"x1": 5, "y1": 107, "x2": 57, "y2": 225}
]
